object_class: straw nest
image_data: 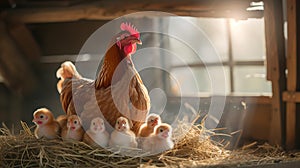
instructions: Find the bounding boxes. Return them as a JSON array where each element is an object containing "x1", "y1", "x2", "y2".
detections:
[{"x1": 0, "y1": 120, "x2": 297, "y2": 168}]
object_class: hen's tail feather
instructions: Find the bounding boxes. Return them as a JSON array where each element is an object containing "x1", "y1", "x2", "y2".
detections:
[{"x1": 56, "y1": 61, "x2": 82, "y2": 93}]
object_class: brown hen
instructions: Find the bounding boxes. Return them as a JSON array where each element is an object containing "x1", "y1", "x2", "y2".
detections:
[{"x1": 56, "y1": 23, "x2": 150, "y2": 134}]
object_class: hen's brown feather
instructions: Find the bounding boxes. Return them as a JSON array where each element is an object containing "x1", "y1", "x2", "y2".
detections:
[
  {"x1": 57, "y1": 50, "x2": 150, "y2": 134},
  {"x1": 59, "y1": 65, "x2": 149, "y2": 134}
]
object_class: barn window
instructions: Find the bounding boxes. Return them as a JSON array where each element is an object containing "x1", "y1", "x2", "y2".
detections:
[{"x1": 168, "y1": 17, "x2": 271, "y2": 96}]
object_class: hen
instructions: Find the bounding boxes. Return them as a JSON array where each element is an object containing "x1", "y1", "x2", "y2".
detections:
[{"x1": 56, "y1": 23, "x2": 150, "y2": 134}]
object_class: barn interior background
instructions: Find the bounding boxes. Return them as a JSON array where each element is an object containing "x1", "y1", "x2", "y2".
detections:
[{"x1": 0, "y1": 0, "x2": 299, "y2": 160}]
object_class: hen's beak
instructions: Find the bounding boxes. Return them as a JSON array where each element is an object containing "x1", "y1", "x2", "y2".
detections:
[
  {"x1": 136, "y1": 39, "x2": 142, "y2": 45},
  {"x1": 132, "y1": 38, "x2": 142, "y2": 45}
]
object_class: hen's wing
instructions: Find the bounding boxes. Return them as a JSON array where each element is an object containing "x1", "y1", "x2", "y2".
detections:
[
  {"x1": 130, "y1": 74, "x2": 150, "y2": 111},
  {"x1": 60, "y1": 78, "x2": 94, "y2": 116},
  {"x1": 129, "y1": 73, "x2": 151, "y2": 133}
]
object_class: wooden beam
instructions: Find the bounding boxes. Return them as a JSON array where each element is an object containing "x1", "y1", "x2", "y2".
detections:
[
  {"x1": 171, "y1": 60, "x2": 265, "y2": 68},
  {"x1": 263, "y1": 0, "x2": 286, "y2": 146},
  {"x1": 286, "y1": 0, "x2": 297, "y2": 149},
  {"x1": 0, "y1": 0, "x2": 264, "y2": 23},
  {"x1": 168, "y1": 95, "x2": 272, "y2": 105},
  {"x1": 6, "y1": 21, "x2": 41, "y2": 62},
  {"x1": 283, "y1": 91, "x2": 300, "y2": 103},
  {"x1": 0, "y1": 20, "x2": 37, "y2": 93}
]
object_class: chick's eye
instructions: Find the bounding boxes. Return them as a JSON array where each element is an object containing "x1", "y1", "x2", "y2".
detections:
[
  {"x1": 40, "y1": 115, "x2": 44, "y2": 119},
  {"x1": 93, "y1": 122, "x2": 95, "y2": 125},
  {"x1": 74, "y1": 120, "x2": 77, "y2": 124}
]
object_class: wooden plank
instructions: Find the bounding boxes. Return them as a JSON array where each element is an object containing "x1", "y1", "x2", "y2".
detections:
[
  {"x1": 168, "y1": 95, "x2": 272, "y2": 104},
  {"x1": 283, "y1": 91, "x2": 300, "y2": 102},
  {"x1": 171, "y1": 60, "x2": 265, "y2": 68},
  {"x1": 0, "y1": 0, "x2": 264, "y2": 23},
  {"x1": 263, "y1": 0, "x2": 286, "y2": 146},
  {"x1": 287, "y1": 0, "x2": 297, "y2": 91},
  {"x1": 15, "y1": 0, "x2": 85, "y2": 7},
  {"x1": 286, "y1": 0, "x2": 297, "y2": 149}
]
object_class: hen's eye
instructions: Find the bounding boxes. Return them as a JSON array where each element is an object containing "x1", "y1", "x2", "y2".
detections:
[
  {"x1": 93, "y1": 122, "x2": 95, "y2": 125},
  {"x1": 159, "y1": 128, "x2": 164, "y2": 133},
  {"x1": 74, "y1": 120, "x2": 77, "y2": 124},
  {"x1": 40, "y1": 115, "x2": 44, "y2": 119},
  {"x1": 117, "y1": 121, "x2": 119, "y2": 124}
]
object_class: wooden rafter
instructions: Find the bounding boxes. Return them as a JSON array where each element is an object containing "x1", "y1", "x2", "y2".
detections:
[
  {"x1": 0, "y1": 0, "x2": 264, "y2": 23},
  {"x1": 0, "y1": 20, "x2": 38, "y2": 93},
  {"x1": 6, "y1": 21, "x2": 41, "y2": 62}
]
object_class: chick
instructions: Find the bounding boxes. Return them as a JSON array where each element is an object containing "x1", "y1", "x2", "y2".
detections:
[
  {"x1": 83, "y1": 117, "x2": 109, "y2": 147},
  {"x1": 138, "y1": 113, "x2": 161, "y2": 138},
  {"x1": 32, "y1": 108, "x2": 60, "y2": 139},
  {"x1": 61, "y1": 115, "x2": 84, "y2": 141},
  {"x1": 109, "y1": 116, "x2": 137, "y2": 148},
  {"x1": 142, "y1": 123, "x2": 174, "y2": 154}
]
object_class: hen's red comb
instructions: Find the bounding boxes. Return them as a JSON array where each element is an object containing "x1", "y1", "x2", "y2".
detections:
[{"x1": 120, "y1": 22, "x2": 140, "y2": 38}]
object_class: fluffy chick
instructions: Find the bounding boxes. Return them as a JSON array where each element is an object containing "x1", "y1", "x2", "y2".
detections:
[
  {"x1": 142, "y1": 123, "x2": 174, "y2": 154},
  {"x1": 109, "y1": 116, "x2": 137, "y2": 148},
  {"x1": 83, "y1": 117, "x2": 109, "y2": 147},
  {"x1": 32, "y1": 108, "x2": 60, "y2": 139},
  {"x1": 138, "y1": 113, "x2": 161, "y2": 137},
  {"x1": 61, "y1": 115, "x2": 84, "y2": 141}
]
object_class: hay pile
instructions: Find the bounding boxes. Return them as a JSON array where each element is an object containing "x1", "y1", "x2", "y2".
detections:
[{"x1": 0, "y1": 120, "x2": 294, "y2": 167}]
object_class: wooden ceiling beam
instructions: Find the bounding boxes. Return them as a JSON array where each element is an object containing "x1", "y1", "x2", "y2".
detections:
[{"x1": 1, "y1": 0, "x2": 264, "y2": 24}]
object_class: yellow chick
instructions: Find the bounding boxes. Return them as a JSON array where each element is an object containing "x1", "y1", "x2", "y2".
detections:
[
  {"x1": 109, "y1": 116, "x2": 137, "y2": 148},
  {"x1": 32, "y1": 108, "x2": 60, "y2": 139},
  {"x1": 83, "y1": 117, "x2": 109, "y2": 147},
  {"x1": 61, "y1": 115, "x2": 84, "y2": 141},
  {"x1": 138, "y1": 113, "x2": 161, "y2": 138},
  {"x1": 142, "y1": 123, "x2": 174, "y2": 154}
]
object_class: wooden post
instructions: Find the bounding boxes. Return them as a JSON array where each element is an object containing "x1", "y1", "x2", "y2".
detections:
[
  {"x1": 286, "y1": 0, "x2": 297, "y2": 149},
  {"x1": 263, "y1": 0, "x2": 286, "y2": 145}
]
